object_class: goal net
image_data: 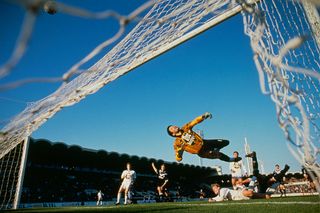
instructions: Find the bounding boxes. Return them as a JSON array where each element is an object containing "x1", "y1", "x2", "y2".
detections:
[
  {"x1": 0, "y1": 0, "x2": 319, "y2": 209},
  {"x1": 241, "y1": 0, "x2": 320, "y2": 190},
  {"x1": 0, "y1": 138, "x2": 29, "y2": 209}
]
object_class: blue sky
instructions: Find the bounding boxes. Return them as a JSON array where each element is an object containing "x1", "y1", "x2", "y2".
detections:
[{"x1": 0, "y1": 0, "x2": 302, "y2": 174}]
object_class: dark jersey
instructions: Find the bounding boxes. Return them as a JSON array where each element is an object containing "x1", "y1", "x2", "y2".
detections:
[
  {"x1": 157, "y1": 169, "x2": 168, "y2": 187},
  {"x1": 158, "y1": 169, "x2": 168, "y2": 180}
]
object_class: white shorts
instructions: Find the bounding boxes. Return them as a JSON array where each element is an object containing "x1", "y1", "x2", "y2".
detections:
[
  {"x1": 232, "y1": 175, "x2": 244, "y2": 179},
  {"x1": 120, "y1": 180, "x2": 132, "y2": 190},
  {"x1": 231, "y1": 189, "x2": 250, "y2": 201},
  {"x1": 231, "y1": 171, "x2": 244, "y2": 178}
]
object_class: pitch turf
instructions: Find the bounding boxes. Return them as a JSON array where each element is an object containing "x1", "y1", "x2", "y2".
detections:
[{"x1": 5, "y1": 196, "x2": 320, "y2": 213}]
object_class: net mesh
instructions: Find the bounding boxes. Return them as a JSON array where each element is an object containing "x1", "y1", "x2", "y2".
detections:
[
  {"x1": 0, "y1": 141, "x2": 24, "y2": 209},
  {"x1": 241, "y1": 0, "x2": 320, "y2": 187}
]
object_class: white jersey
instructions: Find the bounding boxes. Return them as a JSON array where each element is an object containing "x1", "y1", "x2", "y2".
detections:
[
  {"x1": 120, "y1": 169, "x2": 136, "y2": 189},
  {"x1": 97, "y1": 191, "x2": 103, "y2": 200},
  {"x1": 211, "y1": 188, "x2": 250, "y2": 202},
  {"x1": 230, "y1": 160, "x2": 247, "y2": 178}
]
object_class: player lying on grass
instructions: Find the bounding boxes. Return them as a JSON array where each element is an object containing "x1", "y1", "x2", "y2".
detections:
[
  {"x1": 167, "y1": 112, "x2": 241, "y2": 163},
  {"x1": 267, "y1": 163, "x2": 290, "y2": 193},
  {"x1": 241, "y1": 151, "x2": 290, "y2": 193},
  {"x1": 208, "y1": 183, "x2": 270, "y2": 202}
]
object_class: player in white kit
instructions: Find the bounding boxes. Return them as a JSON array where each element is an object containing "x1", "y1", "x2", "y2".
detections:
[
  {"x1": 116, "y1": 163, "x2": 136, "y2": 205},
  {"x1": 208, "y1": 183, "x2": 270, "y2": 202},
  {"x1": 96, "y1": 190, "x2": 104, "y2": 206},
  {"x1": 229, "y1": 151, "x2": 247, "y2": 189}
]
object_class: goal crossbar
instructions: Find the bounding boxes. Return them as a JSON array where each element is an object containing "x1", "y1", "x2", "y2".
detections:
[{"x1": 130, "y1": 4, "x2": 243, "y2": 71}]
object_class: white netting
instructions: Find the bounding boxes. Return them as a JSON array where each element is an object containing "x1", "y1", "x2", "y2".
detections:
[
  {"x1": 0, "y1": 141, "x2": 24, "y2": 209},
  {"x1": 241, "y1": 0, "x2": 320, "y2": 189},
  {"x1": 0, "y1": 0, "x2": 240, "y2": 159}
]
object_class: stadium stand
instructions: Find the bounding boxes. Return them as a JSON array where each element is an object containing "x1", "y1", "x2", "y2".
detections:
[
  {"x1": 21, "y1": 138, "x2": 219, "y2": 205},
  {"x1": 20, "y1": 138, "x2": 317, "y2": 207}
]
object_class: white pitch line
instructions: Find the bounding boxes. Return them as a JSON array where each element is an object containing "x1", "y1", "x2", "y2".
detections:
[{"x1": 176, "y1": 201, "x2": 320, "y2": 206}]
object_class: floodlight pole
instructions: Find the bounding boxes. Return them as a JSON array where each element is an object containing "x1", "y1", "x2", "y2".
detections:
[
  {"x1": 244, "y1": 137, "x2": 252, "y2": 176},
  {"x1": 259, "y1": 160, "x2": 265, "y2": 174},
  {"x1": 13, "y1": 137, "x2": 30, "y2": 209}
]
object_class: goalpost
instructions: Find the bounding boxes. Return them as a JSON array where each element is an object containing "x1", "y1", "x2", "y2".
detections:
[
  {"x1": 0, "y1": 137, "x2": 29, "y2": 209},
  {"x1": 0, "y1": 0, "x2": 319, "y2": 209}
]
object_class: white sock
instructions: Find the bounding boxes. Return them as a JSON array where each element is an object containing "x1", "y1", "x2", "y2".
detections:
[
  {"x1": 117, "y1": 193, "x2": 121, "y2": 203},
  {"x1": 124, "y1": 194, "x2": 128, "y2": 204}
]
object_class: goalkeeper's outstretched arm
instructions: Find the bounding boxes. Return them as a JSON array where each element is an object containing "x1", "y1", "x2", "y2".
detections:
[
  {"x1": 185, "y1": 112, "x2": 212, "y2": 129},
  {"x1": 175, "y1": 146, "x2": 184, "y2": 162}
]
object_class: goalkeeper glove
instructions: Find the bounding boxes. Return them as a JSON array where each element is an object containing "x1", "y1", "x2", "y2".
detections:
[{"x1": 203, "y1": 112, "x2": 212, "y2": 119}]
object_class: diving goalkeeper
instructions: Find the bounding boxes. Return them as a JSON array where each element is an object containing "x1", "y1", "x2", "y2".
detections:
[{"x1": 167, "y1": 112, "x2": 241, "y2": 163}]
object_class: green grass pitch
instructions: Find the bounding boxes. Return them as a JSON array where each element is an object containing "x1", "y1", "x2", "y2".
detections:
[{"x1": 5, "y1": 196, "x2": 320, "y2": 213}]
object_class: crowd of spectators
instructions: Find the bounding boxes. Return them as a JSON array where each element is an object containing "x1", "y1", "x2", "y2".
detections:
[{"x1": 273, "y1": 176, "x2": 317, "y2": 195}]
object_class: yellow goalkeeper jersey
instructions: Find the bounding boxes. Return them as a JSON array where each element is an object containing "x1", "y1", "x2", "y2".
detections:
[{"x1": 173, "y1": 115, "x2": 205, "y2": 162}]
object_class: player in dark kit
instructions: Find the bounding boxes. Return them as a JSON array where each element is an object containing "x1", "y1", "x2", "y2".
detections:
[
  {"x1": 244, "y1": 151, "x2": 290, "y2": 193},
  {"x1": 151, "y1": 162, "x2": 169, "y2": 200},
  {"x1": 267, "y1": 164, "x2": 290, "y2": 193},
  {"x1": 167, "y1": 112, "x2": 241, "y2": 163}
]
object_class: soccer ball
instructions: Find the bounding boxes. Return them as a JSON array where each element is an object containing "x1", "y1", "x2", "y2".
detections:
[{"x1": 43, "y1": 1, "x2": 57, "y2": 15}]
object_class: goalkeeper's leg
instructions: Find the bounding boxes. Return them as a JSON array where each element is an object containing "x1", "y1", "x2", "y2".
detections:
[
  {"x1": 198, "y1": 150, "x2": 241, "y2": 162},
  {"x1": 245, "y1": 151, "x2": 259, "y2": 176},
  {"x1": 203, "y1": 139, "x2": 230, "y2": 150}
]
